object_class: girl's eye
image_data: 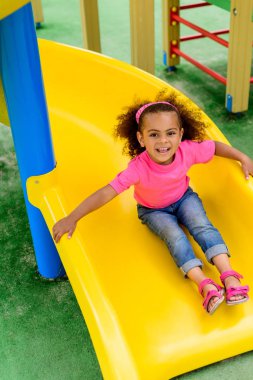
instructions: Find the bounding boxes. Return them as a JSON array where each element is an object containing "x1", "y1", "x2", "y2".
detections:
[
  {"x1": 149, "y1": 133, "x2": 158, "y2": 137},
  {"x1": 168, "y1": 131, "x2": 176, "y2": 136}
]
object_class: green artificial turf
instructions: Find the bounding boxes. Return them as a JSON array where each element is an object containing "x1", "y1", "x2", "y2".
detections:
[{"x1": 1, "y1": 0, "x2": 253, "y2": 379}]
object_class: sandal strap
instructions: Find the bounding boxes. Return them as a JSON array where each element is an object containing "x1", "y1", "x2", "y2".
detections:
[
  {"x1": 220, "y1": 270, "x2": 243, "y2": 285},
  {"x1": 203, "y1": 289, "x2": 223, "y2": 311},
  {"x1": 226, "y1": 286, "x2": 249, "y2": 299},
  {"x1": 198, "y1": 278, "x2": 223, "y2": 296}
]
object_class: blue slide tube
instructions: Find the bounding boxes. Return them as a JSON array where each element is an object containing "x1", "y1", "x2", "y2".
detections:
[{"x1": 0, "y1": 4, "x2": 65, "y2": 278}]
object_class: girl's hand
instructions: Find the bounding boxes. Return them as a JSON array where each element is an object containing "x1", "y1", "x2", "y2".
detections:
[
  {"x1": 240, "y1": 156, "x2": 253, "y2": 180},
  {"x1": 52, "y1": 184, "x2": 117, "y2": 243},
  {"x1": 52, "y1": 216, "x2": 77, "y2": 243}
]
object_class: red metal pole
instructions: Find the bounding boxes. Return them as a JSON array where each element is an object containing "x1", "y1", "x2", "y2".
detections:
[
  {"x1": 181, "y1": 29, "x2": 229, "y2": 42},
  {"x1": 172, "y1": 47, "x2": 227, "y2": 85},
  {"x1": 172, "y1": 13, "x2": 229, "y2": 48},
  {"x1": 180, "y1": 2, "x2": 211, "y2": 10}
]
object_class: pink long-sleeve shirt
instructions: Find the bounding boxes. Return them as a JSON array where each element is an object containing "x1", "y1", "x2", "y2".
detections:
[{"x1": 109, "y1": 140, "x2": 215, "y2": 208}]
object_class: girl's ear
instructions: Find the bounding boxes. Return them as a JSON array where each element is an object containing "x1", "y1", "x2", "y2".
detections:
[
  {"x1": 137, "y1": 131, "x2": 145, "y2": 147},
  {"x1": 180, "y1": 128, "x2": 184, "y2": 140}
]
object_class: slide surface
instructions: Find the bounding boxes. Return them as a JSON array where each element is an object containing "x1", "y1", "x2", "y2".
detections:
[{"x1": 27, "y1": 40, "x2": 253, "y2": 380}]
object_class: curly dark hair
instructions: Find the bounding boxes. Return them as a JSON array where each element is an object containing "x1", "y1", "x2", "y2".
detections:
[{"x1": 113, "y1": 89, "x2": 211, "y2": 158}]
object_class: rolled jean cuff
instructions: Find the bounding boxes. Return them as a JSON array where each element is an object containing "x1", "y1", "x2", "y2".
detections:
[
  {"x1": 180, "y1": 258, "x2": 203, "y2": 276},
  {"x1": 205, "y1": 244, "x2": 230, "y2": 264}
]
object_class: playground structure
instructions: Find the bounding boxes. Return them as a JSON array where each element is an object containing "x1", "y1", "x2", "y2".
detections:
[
  {"x1": 81, "y1": 0, "x2": 253, "y2": 113},
  {"x1": 163, "y1": 0, "x2": 253, "y2": 113},
  {"x1": 80, "y1": 0, "x2": 155, "y2": 74},
  {"x1": 30, "y1": 0, "x2": 253, "y2": 112},
  {"x1": 1, "y1": 1, "x2": 253, "y2": 379}
]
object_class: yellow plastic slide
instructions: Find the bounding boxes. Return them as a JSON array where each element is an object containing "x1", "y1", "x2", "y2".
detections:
[{"x1": 27, "y1": 40, "x2": 253, "y2": 380}]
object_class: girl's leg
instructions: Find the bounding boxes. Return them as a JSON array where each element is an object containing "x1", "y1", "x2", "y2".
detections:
[
  {"x1": 176, "y1": 191, "x2": 248, "y2": 303},
  {"x1": 138, "y1": 205, "x2": 224, "y2": 313},
  {"x1": 177, "y1": 190, "x2": 229, "y2": 263},
  {"x1": 138, "y1": 209, "x2": 202, "y2": 274}
]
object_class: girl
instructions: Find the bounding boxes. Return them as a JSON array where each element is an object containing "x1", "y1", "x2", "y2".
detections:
[{"x1": 52, "y1": 93, "x2": 252, "y2": 315}]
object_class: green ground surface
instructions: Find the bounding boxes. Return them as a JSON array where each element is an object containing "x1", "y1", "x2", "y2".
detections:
[{"x1": 1, "y1": 0, "x2": 253, "y2": 379}]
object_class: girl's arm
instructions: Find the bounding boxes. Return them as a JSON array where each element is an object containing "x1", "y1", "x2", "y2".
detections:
[
  {"x1": 52, "y1": 184, "x2": 118, "y2": 243},
  {"x1": 214, "y1": 141, "x2": 253, "y2": 179}
]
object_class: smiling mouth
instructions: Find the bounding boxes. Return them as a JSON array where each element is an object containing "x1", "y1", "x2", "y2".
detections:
[{"x1": 156, "y1": 147, "x2": 170, "y2": 153}]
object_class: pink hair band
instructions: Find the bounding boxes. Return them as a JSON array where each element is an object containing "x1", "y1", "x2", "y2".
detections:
[{"x1": 135, "y1": 101, "x2": 178, "y2": 124}]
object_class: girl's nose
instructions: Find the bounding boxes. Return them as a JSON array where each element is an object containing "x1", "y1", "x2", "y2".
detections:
[{"x1": 160, "y1": 134, "x2": 169, "y2": 143}]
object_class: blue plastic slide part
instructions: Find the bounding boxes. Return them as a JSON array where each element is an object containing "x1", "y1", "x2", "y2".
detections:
[{"x1": 0, "y1": 3, "x2": 65, "y2": 278}]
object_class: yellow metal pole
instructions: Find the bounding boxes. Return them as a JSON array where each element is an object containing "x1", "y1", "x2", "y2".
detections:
[
  {"x1": 162, "y1": 0, "x2": 180, "y2": 68},
  {"x1": 80, "y1": 0, "x2": 101, "y2": 52},
  {"x1": 129, "y1": 0, "x2": 155, "y2": 74},
  {"x1": 226, "y1": 0, "x2": 253, "y2": 112},
  {"x1": 31, "y1": 0, "x2": 44, "y2": 24}
]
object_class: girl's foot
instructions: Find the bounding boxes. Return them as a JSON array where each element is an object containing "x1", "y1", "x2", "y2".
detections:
[
  {"x1": 203, "y1": 284, "x2": 221, "y2": 311},
  {"x1": 199, "y1": 278, "x2": 224, "y2": 315},
  {"x1": 220, "y1": 270, "x2": 249, "y2": 305}
]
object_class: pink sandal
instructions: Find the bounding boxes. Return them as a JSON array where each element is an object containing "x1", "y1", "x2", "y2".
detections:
[
  {"x1": 220, "y1": 270, "x2": 249, "y2": 305},
  {"x1": 199, "y1": 278, "x2": 224, "y2": 315}
]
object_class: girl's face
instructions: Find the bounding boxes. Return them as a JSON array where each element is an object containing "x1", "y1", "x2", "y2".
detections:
[{"x1": 137, "y1": 111, "x2": 183, "y2": 165}]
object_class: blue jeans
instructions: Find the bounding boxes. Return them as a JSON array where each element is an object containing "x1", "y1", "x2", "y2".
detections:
[{"x1": 137, "y1": 187, "x2": 229, "y2": 276}]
